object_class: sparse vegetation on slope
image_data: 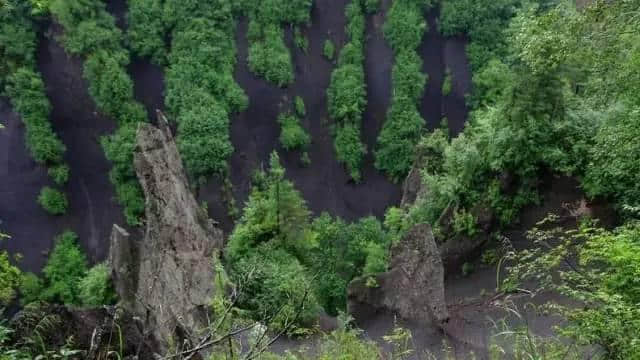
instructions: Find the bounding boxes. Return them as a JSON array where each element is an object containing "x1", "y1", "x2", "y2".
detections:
[
  {"x1": 1, "y1": 3, "x2": 69, "y2": 206},
  {"x1": 327, "y1": 0, "x2": 370, "y2": 182},
  {"x1": 239, "y1": 0, "x2": 312, "y2": 86},
  {"x1": 48, "y1": 0, "x2": 147, "y2": 225},
  {"x1": 375, "y1": 0, "x2": 431, "y2": 181}
]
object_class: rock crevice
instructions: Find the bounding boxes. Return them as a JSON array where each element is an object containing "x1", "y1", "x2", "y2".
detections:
[{"x1": 109, "y1": 114, "x2": 224, "y2": 353}]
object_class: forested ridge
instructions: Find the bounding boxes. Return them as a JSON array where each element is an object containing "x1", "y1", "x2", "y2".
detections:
[{"x1": 1, "y1": 0, "x2": 640, "y2": 358}]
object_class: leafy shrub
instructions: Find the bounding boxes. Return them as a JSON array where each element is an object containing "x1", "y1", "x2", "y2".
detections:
[
  {"x1": 78, "y1": 263, "x2": 116, "y2": 307},
  {"x1": 327, "y1": 1, "x2": 367, "y2": 181},
  {"x1": 5, "y1": 68, "x2": 66, "y2": 166},
  {"x1": 126, "y1": 0, "x2": 167, "y2": 64},
  {"x1": 101, "y1": 122, "x2": 145, "y2": 225},
  {"x1": 242, "y1": 0, "x2": 312, "y2": 86},
  {"x1": 294, "y1": 27, "x2": 308, "y2": 53},
  {"x1": 295, "y1": 96, "x2": 306, "y2": 117},
  {"x1": 452, "y1": 208, "x2": 477, "y2": 237},
  {"x1": 230, "y1": 244, "x2": 321, "y2": 332},
  {"x1": 442, "y1": 68, "x2": 452, "y2": 96},
  {"x1": 0, "y1": 251, "x2": 21, "y2": 306},
  {"x1": 41, "y1": 231, "x2": 88, "y2": 305},
  {"x1": 227, "y1": 152, "x2": 311, "y2": 261},
  {"x1": 583, "y1": 109, "x2": 640, "y2": 209},
  {"x1": 37, "y1": 187, "x2": 68, "y2": 215},
  {"x1": 18, "y1": 272, "x2": 43, "y2": 306},
  {"x1": 375, "y1": 0, "x2": 431, "y2": 180},
  {"x1": 164, "y1": 1, "x2": 247, "y2": 181},
  {"x1": 48, "y1": 164, "x2": 69, "y2": 186},
  {"x1": 383, "y1": 0, "x2": 430, "y2": 52},
  {"x1": 277, "y1": 112, "x2": 310, "y2": 151},
  {"x1": 309, "y1": 215, "x2": 391, "y2": 315},
  {"x1": 323, "y1": 39, "x2": 335, "y2": 60},
  {"x1": 176, "y1": 98, "x2": 233, "y2": 180},
  {"x1": 248, "y1": 24, "x2": 294, "y2": 87},
  {"x1": 0, "y1": 2, "x2": 37, "y2": 87}
]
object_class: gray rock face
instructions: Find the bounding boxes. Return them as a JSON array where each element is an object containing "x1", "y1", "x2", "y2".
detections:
[
  {"x1": 347, "y1": 224, "x2": 449, "y2": 326},
  {"x1": 109, "y1": 116, "x2": 224, "y2": 353}
]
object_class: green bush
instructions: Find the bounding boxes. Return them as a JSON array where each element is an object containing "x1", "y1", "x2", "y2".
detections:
[
  {"x1": 230, "y1": 244, "x2": 321, "y2": 332},
  {"x1": 101, "y1": 122, "x2": 145, "y2": 225},
  {"x1": 48, "y1": 164, "x2": 70, "y2": 186},
  {"x1": 164, "y1": 1, "x2": 247, "y2": 181},
  {"x1": 383, "y1": 0, "x2": 430, "y2": 52},
  {"x1": 0, "y1": 2, "x2": 37, "y2": 87},
  {"x1": 41, "y1": 231, "x2": 88, "y2": 305},
  {"x1": 375, "y1": 0, "x2": 431, "y2": 180},
  {"x1": 5, "y1": 68, "x2": 66, "y2": 166},
  {"x1": 242, "y1": 0, "x2": 312, "y2": 86},
  {"x1": 327, "y1": 1, "x2": 367, "y2": 181},
  {"x1": 277, "y1": 112, "x2": 310, "y2": 151},
  {"x1": 176, "y1": 97, "x2": 233, "y2": 180},
  {"x1": 248, "y1": 24, "x2": 294, "y2": 87},
  {"x1": 227, "y1": 152, "x2": 311, "y2": 261},
  {"x1": 294, "y1": 27, "x2": 308, "y2": 53},
  {"x1": 323, "y1": 39, "x2": 335, "y2": 60},
  {"x1": 127, "y1": 0, "x2": 167, "y2": 64},
  {"x1": 38, "y1": 187, "x2": 68, "y2": 215},
  {"x1": 78, "y1": 263, "x2": 116, "y2": 307},
  {"x1": 295, "y1": 96, "x2": 306, "y2": 117},
  {"x1": 442, "y1": 68, "x2": 453, "y2": 96},
  {"x1": 18, "y1": 272, "x2": 43, "y2": 306},
  {"x1": 0, "y1": 251, "x2": 21, "y2": 306}
]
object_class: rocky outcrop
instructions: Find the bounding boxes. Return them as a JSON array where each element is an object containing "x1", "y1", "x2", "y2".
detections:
[
  {"x1": 347, "y1": 224, "x2": 449, "y2": 326},
  {"x1": 10, "y1": 305, "x2": 156, "y2": 360},
  {"x1": 109, "y1": 114, "x2": 224, "y2": 354}
]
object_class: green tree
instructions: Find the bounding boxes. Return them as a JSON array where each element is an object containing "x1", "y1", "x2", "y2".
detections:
[
  {"x1": 78, "y1": 263, "x2": 116, "y2": 306},
  {"x1": 227, "y1": 152, "x2": 312, "y2": 260},
  {"x1": 41, "y1": 231, "x2": 88, "y2": 305},
  {"x1": 37, "y1": 187, "x2": 68, "y2": 215}
]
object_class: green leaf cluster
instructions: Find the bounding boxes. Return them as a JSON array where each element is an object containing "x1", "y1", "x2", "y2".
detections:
[
  {"x1": 327, "y1": 1, "x2": 368, "y2": 182},
  {"x1": 227, "y1": 152, "x2": 393, "y2": 323},
  {"x1": 164, "y1": 0, "x2": 248, "y2": 182},
  {"x1": 20, "y1": 231, "x2": 116, "y2": 307},
  {"x1": 240, "y1": 0, "x2": 312, "y2": 86},
  {"x1": 375, "y1": 0, "x2": 431, "y2": 181}
]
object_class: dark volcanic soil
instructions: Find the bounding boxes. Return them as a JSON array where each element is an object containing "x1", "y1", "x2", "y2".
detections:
[
  {"x1": 0, "y1": 28, "x2": 126, "y2": 272},
  {"x1": 420, "y1": 7, "x2": 471, "y2": 136},
  {"x1": 200, "y1": 0, "x2": 403, "y2": 233}
]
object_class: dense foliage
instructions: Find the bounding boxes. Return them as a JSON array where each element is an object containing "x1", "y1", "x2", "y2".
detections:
[
  {"x1": 278, "y1": 112, "x2": 310, "y2": 152},
  {"x1": 0, "y1": 226, "x2": 21, "y2": 306},
  {"x1": 226, "y1": 152, "x2": 392, "y2": 326},
  {"x1": 375, "y1": 0, "x2": 431, "y2": 181},
  {"x1": 37, "y1": 186, "x2": 68, "y2": 215},
  {"x1": 162, "y1": 0, "x2": 248, "y2": 183},
  {"x1": 126, "y1": 0, "x2": 167, "y2": 65},
  {"x1": 238, "y1": 0, "x2": 312, "y2": 86},
  {"x1": 326, "y1": 0, "x2": 369, "y2": 182},
  {"x1": 48, "y1": 0, "x2": 148, "y2": 225},
  {"x1": 20, "y1": 231, "x2": 115, "y2": 307}
]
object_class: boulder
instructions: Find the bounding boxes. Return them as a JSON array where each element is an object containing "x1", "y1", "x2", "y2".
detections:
[
  {"x1": 109, "y1": 114, "x2": 224, "y2": 355},
  {"x1": 347, "y1": 224, "x2": 449, "y2": 326}
]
